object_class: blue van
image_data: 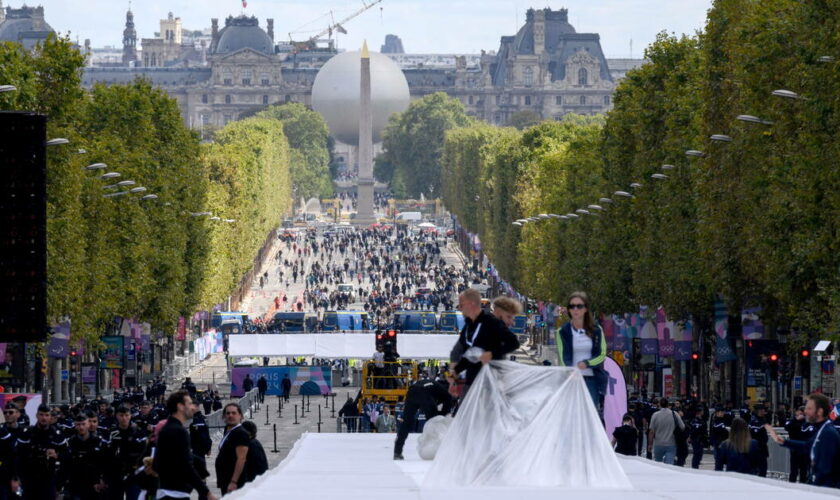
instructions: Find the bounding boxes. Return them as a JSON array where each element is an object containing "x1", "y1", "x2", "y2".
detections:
[
  {"x1": 272, "y1": 312, "x2": 307, "y2": 332},
  {"x1": 322, "y1": 311, "x2": 368, "y2": 332},
  {"x1": 439, "y1": 311, "x2": 465, "y2": 332},
  {"x1": 393, "y1": 311, "x2": 437, "y2": 332},
  {"x1": 211, "y1": 311, "x2": 249, "y2": 329}
]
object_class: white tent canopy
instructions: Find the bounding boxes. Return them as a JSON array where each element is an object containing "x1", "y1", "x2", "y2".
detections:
[{"x1": 228, "y1": 333, "x2": 456, "y2": 359}]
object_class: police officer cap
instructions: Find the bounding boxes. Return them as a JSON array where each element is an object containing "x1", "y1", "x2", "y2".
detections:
[
  {"x1": 12, "y1": 396, "x2": 27, "y2": 403},
  {"x1": 73, "y1": 413, "x2": 88, "y2": 423},
  {"x1": 3, "y1": 402, "x2": 17, "y2": 410},
  {"x1": 37, "y1": 404, "x2": 51, "y2": 413},
  {"x1": 714, "y1": 405, "x2": 725, "y2": 412}
]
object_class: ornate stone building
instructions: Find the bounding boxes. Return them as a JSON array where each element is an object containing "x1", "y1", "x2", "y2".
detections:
[
  {"x1": 0, "y1": 2, "x2": 54, "y2": 50},
  {"x1": 81, "y1": 7, "x2": 644, "y2": 130}
]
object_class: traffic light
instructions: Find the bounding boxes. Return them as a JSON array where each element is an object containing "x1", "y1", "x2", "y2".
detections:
[
  {"x1": 769, "y1": 353, "x2": 779, "y2": 380},
  {"x1": 375, "y1": 329, "x2": 384, "y2": 350},
  {"x1": 691, "y1": 352, "x2": 700, "y2": 361},
  {"x1": 801, "y1": 349, "x2": 810, "y2": 358},
  {"x1": 779, "y1": 356, "x2": 791, "y2": 381}
]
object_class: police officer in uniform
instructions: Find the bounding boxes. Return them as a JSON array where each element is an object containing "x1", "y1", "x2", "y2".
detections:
[
  {"x1": 64, "y1": 413, "x2": 108, "y2": 498},
  {"x1": 189, "y1": 405, "x2": 212, "y2": 481},
  {"x1": 0, "y1": 403, "x2": 21, "y2": 500},
  {"x1": 688, "y1": 407, "x2": 707, "y2": 469},
  {"x1": 107, "y1": 406, "x2": 147, "y2": 499},
  {"x1": 709, "y1": 405, "x2": 729, "y2": 463},
  {"x1": 393, "y1": 377, "x2": 452, "y2": 460},
  {"x1": 12, "y1": 404, "x2": 67, "y2": 499},
  {"x1": 748, "y1": 404, "x2": 769, "y2": 477},
  {"x1": 784, "y1": 406, "x2": 815, "y2": 483},
  {"x1": 132, "y1": 401, "x2": 156, "y2": 436}
]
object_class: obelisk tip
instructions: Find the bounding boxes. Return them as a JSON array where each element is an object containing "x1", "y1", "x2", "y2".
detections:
[{"x1": 361, "y1": 40, "x2": 369, "y2": 59}]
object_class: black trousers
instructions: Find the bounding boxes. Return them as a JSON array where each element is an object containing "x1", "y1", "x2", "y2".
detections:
[
  {"x1": 394, "y1": 399, "x2": 436, "y2": 455},
  {"x1": 691, "y1": 442, "x2": 704, "y2": 469},
  {"x1": 789, "y1": 453, "x2": 809, "y2": 483}
]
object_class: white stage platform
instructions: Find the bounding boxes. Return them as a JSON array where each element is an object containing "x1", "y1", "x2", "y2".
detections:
[{"x1": 229, "y1": 433, "x2": 839, "y2": 499}]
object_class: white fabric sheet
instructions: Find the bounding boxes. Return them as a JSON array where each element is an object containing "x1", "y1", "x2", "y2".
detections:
[
  {"x1": 228, "y1": 333, "x2": 457, "y2": 359},
  {"x1": 424, "y1": 361, "x2": 631, "y2": 488},
  {"x1": 228, "y1": 433, "x2": 839, "y2": 500}
]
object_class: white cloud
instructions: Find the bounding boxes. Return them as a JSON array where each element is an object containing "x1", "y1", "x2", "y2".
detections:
[{"x1": 29, "y1": 0, "x2": 712, "y2": 56}]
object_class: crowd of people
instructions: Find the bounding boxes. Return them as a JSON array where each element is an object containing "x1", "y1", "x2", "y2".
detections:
[
  {"x1": 609, "y1": 390, "x2": 840, "y2": 487},
  {"x1": 261, "y1": 225, "x2": 489, "y2": 330},
  {"x1": 0, "y1": 375, "x2": 272, "y2": 499}
]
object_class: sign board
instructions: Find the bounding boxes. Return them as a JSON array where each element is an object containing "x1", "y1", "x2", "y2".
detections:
[
  {"x1": 101, "y1": 336, "x2": 124, "y2": 369},
  {"x1": 794, "y1": 376, "x2": 802, "y2": 391},
  {"x1": 60, "y1": 369, "x2": 68, "y2": 381}
]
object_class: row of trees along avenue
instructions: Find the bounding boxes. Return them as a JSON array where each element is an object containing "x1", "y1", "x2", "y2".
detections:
[
  {"x1": 0, "y1": 35, "x2": 331, "y2": 350},
  {"x1": 380, "y1": 0, "x2": 840, "y2": 356}
]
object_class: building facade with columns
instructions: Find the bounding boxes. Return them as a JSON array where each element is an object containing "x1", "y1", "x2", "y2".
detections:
[{"x1": 80, "y1": 7, "x2": 645, "y2": 131}]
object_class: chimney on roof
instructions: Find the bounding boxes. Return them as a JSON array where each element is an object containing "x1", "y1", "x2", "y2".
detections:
[
  {"x1": 534, "y1": 8, "x2": 546, "y2": 55},
  {"x1": 211, "y1": 18, "x2": 219, "y2": 52},
  {"x1": 267, "y1": 18, "x2": 274, "y2": 42}
]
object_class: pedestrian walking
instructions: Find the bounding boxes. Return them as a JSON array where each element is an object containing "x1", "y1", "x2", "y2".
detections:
[
  {"x1": 153, "y1": 391, "x2": 216, "y2": 500},
  {"x1": 257, "y1": 375, "x2": 268, "y2": 403},
  {"x1": 647, "y1": 398, "x2": 685, "y2": 465}
]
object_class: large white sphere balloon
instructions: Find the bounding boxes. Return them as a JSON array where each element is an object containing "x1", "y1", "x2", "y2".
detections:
[{"x1": 311, "y1": 50, "x2": 410, "y2": 145}]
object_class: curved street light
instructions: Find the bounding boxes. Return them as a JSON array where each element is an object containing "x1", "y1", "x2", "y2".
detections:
[
  {"x1": 819, "y1": 56, "x2": 835, "y2": 63},
  {"x1": 46, "y1": 138, "x2": 69, "y2": 146},
  {"x1": 661, "y1": 164, "x2": 675, "y2": 170},
  {"x1": 736, "y1": 114, "x2": 774, "y2": 125},
  {"x1": 599, "y1": 197, "x2": 613, "y2": 204},
  {"x1": 772, "y1": 89, "x2": 802, "y2": 100},
  {"x1": 0, "y1": 85, "x2": 17, "y2": 93},
  {"x1": 566, "y1": 213, "x2": 579, "y2": 219},
  {"x1": 512, "y1": 221, "x2": 522, "y2": 226},
  {"x1": 84, "y1": 163, "x2": 107, "y2": 170},
  {"x1": 651, "y1": 173, "x2": 669, "y2": 180},
  {"x1": 103, "y1": 191, "x2": 129, "y2": 198},
  {"x1": 614, "y1": 191, "x2": 633, "y2": 198},
  {"x1": 630, "y1": 183, "x2": 643, "y2": 189},
  {"x1": 141, "y1": 194, "x2": 158, "y2": 201},
  {"x1": 685, "y1": 150, "x2": 706, "y2": 158},
  {"x1": 100, "y1": 172, "x2": 121, "y2": 179},
  {"x1": 710, "y1": 134, "x2": 732, "y2": 142},
  {"x1": 129, "y1": 187, "x2": 147, "y2": 193},
  {"x1": 116, "y1": 180, "x2": 136, "y2": 187},
  {"x1": 587, "y1": 205, "x2": 604, "y2": 211}
]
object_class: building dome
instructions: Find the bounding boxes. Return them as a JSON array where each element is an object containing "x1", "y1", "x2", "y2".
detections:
[{"x1": 213, "y1": 16, "x2": 273, "y2": 55}]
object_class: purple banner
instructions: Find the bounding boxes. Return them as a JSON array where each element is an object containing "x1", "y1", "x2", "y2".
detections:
[
  {"x1": 47, "y1": 322, "x2": 71, "y2": 358},
  {"x1": 656, "y1": 308, "x2": 674, "y2": 357},
  {"x1": 741, "y1": 307, "x2": 764, "y2": 340},
  {"x1": 715, "y1": 299, "x2": 737, "y2": 363}
]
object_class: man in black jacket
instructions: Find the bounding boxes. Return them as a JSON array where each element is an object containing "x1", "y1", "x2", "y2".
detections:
[
  {"x1": 449, "y1": 289, "x2": 520, "y2": 389},
  {"x1": 393, "y1": 377, "x2": 453, "y2": 460},
  {"x1": 257, "y1": 376, "x2": 268, "y2": 403},
  {"x1": 154, "y1": 391, "x2": 217, "y2": 500}
]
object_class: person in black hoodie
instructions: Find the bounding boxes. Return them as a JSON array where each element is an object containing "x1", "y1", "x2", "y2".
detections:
[
  {"x1": 240, "y1": 421, "x2": 268, "y2": 484},
  {"x1": 154, "y1": 391, "x2": 216, "y2": 500},
  {"x1": 393, "y1": 377, "x2": 453, "y2": 460},
  {"x1": 447, "y1": 289, "x2": 520, "y2": 393}
]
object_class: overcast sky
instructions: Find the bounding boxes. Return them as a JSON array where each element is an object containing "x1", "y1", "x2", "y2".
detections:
[{"x1": 28, "y1": 0, "x2": 712, "y2": 58}]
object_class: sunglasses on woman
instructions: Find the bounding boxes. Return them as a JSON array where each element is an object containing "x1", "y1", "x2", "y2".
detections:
[{"x1": 567, "y1": 304, "x2": 586, "y2": 310}]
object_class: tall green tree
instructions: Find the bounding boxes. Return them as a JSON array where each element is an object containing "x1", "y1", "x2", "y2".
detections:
[{"x1": 381, "y1": 92, "x2": 474, "y2": 198}]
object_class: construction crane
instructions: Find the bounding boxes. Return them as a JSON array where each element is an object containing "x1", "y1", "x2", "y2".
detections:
[{"x1": 288, "y1": 0, "x2": 384, "y2": 53}]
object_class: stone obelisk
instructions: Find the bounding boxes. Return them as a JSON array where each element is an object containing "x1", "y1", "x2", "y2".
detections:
[{"x1": 355, "y1": 41, "x2": 375, "y2": 223}]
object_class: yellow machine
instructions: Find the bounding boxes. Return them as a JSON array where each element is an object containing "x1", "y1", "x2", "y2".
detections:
[{"x1": 359, "y1": 360, "x2": 418, "y2": 410}]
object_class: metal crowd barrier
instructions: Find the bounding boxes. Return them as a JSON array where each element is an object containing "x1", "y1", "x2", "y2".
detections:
[
  {"x1": 206, "y1": 388, "x2": 260, "y2": 430},
  {"x1": 767, "y1": 429, "x2": 791, "y2": 478},
  {"x1": 335, "y1": 415, "x2": 367, "y2": 433}
]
